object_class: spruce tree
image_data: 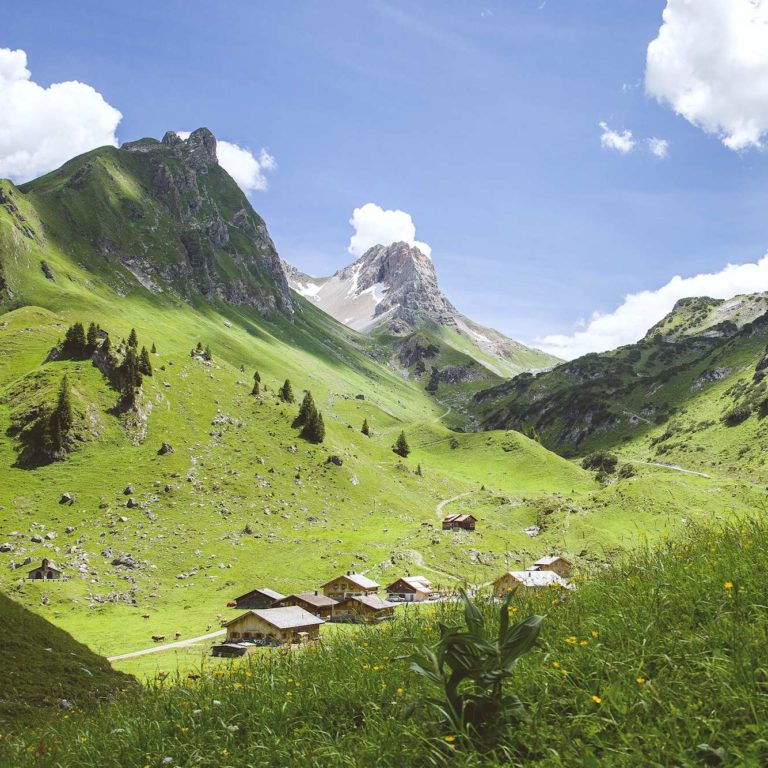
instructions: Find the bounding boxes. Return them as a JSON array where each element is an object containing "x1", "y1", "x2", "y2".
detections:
[
  {"x1": 393, "y1": 430, "x2": 410, "y2": 458},
  {"x1": 151, "y1": 342, "x2": 157, "y2": 354},
  {"x1": 120, "y1": 346, "x2": 143, "y2": 405},
  {"x1": 251, "y1": 370, "x2": 261, "y2": 396},
  {"x1": 425, "y1": 366, "x2": 439, "y2": 393},
  {"x1": 295, "y1": 391, "x2": 316, "y2": 426},
  {"x1": 279, "y1": 379, "x2": 295, "y2": 403},
  {"x1": 49, "y1": 375, "x2": 74, "y2": 452},
  {"x1": 86, "y1": 322, "x2": 99, "y2": 352},
  {"x1": 63, "y1": 322, "x2": 86, "y2": 356},
  {"x1": 138, "y1": 346, "x2": 153, "y2": 376},
  {"x1": 127, "y1": 328, "x2": 138, "y2": 348},
  {"x1": 302, "y1": 409, "x2": 325, "y2": 443},
  {"x1": 361, "y1": 418, "x2": 370, "y2": 436},
  {"x1": 102, "y1": 335, "x2": 112, "y2": 357},
  {"x1": 195, "y1": 341, "x2": 204, "y2": 354},
  {"x1": 203, "y1": 345, "x2": 213, "y2": 362}
]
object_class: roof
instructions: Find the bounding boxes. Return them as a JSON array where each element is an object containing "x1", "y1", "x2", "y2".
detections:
[
  {"x1": 225, "y1": 606, "x2": 325, "y2": 630},
  {"x1": 234, "y1": 587, "x2": 286, "y2": 602},
  {"x1": 29, "y1": 560, "x2": 60, "y2": 572},
  {"x1": 344, "y1": 595, "x2": 397, "y2": 610},
  {"x1": 533, "y1": 555, "x2": 572, "y2": 567},
  {"x1": 495, "y1": 571, "x2": 574, "y2": 589},
  {"x1": 442, "y1": 514, "x2": 476, "y2": 523},
  {"x1": 321, "y1": 572, "x2": 379, "y2": 590},
  {"x1": 385, "y1": 577, "x2": 431, "y2": 594},
  {"x1": 277, "y1": 592, "x2": 338, "y2": 608}
]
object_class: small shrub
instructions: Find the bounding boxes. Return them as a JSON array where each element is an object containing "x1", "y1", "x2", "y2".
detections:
[
  {"x1": 722, "y1": 404, "x2": 751, "y2": 427},
  {"x1": 580, "y1": 450, "x2": 618, "y2": 474}
]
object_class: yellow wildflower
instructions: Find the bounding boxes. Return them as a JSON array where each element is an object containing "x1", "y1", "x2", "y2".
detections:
[
  {"x1": 444, "y1": 735, "x2": 456, "y2": 743},
  {"x1": 724, "y1": 582, "x2": 734, "y2": 590},
  {"x1": 591, "y1": 695, "x2": 602, "y2": 704},
  {"x1": 396, "y1": 687, "x2": 404, "y2": 696},
  {"x1": 564, "y1": 635, "x2": 577, "y2": 644},
  {"x1": 636, "y1": 677, "x2": 646, "y2": 685},
  {"x1": 233, "y1": 682, "x2": 242, "y2": 689},
  {"x1": 591, "y1": 631, "x2": 599, "y2": 638},
  {"x1": 579, "y1": 640, "x2": 588, "y2": 646},
  {"x1": 552, "y1": 661, "x2": 560, "y2": 669}
]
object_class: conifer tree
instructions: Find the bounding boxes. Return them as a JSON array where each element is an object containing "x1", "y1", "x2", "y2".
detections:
[
  {"x1": 425, "y1": 366, "x2": 439, "y2": 393},
  {"x1": 279, "y1": 379, "x2": 295, "y2": 403},
  {"x1": 138, "y1": 346, "x2": 153, "y2": 376},
  {"x1": 102, "y1": 335, "x2": 112, "y2": 357},
  {"x1": 361, "y1": 418, "x2": 370, "y2": 436},
  {"x1": 120, "y1": 346, "x2": 143, "y2": 406},
  {"x1": 301, "y1": 409, "x2": 325, "y2": 443},
  {"x1": 251, "y1": 370, "x2": 261, "y2": 396},
  {"x1": 127, "y1": 328, "x2": 138, "y2": 348},
  {"x1": 203, "y1": 345, "x2": 213, "y2": 361},
  {"x1": 63, "y1": 322, "x2": 86, "y2": 356},
  {"x1": 49, "y1": 375, "x2": 74, "y2": 452},
  {"x1": 295, "y1": 391, "x2": 316, "y2": 426},
  {"x1": 86, "y1": 322, "x2": 99, "y2": 352},
  {"x1": 151, "y1": 342, "x2": 157, "y2": 354},
  {"x1": 195, "y1": 341, "x2": 204, "y2": 354},
  {"x1": 393, "y1": 430, "x2": 410, "y2": 458}
]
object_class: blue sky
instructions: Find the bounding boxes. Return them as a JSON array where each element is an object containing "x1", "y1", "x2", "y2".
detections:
[{"x1": 4, "y1": 0, "x2": 768, "y2": 357}]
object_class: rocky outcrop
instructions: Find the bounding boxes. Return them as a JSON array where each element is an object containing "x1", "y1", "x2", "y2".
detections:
[{"x1": 106, "y1": 129, "x2": 292, "y2": 316}]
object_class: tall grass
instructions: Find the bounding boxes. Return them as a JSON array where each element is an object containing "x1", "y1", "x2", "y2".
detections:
[{"x1": 4, "y1": 518, "x2": 768, "y2": 766}]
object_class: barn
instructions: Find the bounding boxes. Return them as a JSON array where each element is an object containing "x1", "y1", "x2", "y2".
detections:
[
  {"x1": 493, "y1": 570, "x2": 574, "y2": 597},
  {"x1": 385, "y1": 576, "x2": 432, "y2": 602},
  {"x1": 274, "y1": 592, "x2": 338, "y2": 618},
  {"x1": 27, "y1": 559, "x2": 61, "y2": 580},
  {"x1": 222, "y1": 606, "x2": 324, "y2": 646},
  {"x1": 334, "y1": 595, "x2": 397, "y2": 623},
  {"x1": 321, "y1": 572, "x2": 379, "y2": 600},
  {"x1": 231, "y1": 587, "x2": 285, "y2": 610},
  {"x1": 441, "y1": 514, "x2": 477, "y2": 531},
  {"x1": 530, "y1": 555, "x2": 573, "y2": 578}
]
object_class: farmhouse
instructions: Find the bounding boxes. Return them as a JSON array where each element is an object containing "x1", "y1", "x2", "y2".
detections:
[
  {"x1": 222, "y1": 606, "x2": 324, "y2": 646},
  {"x1": 530, "y1": 555, "x2": 573, "y2": 578},
  {"x1": 335, "y1": 594, "x2": 397, "y2": 622},
  {"x1": 493, "y1": 570, "x2": 574, "y2": 597},
  {"x1": 385, "y1": 576, "x2": 432, "y2": 602},
  {"x1": 321, "y1": 572, "x2": 379, "y2": 600},
  {"x1": 442, "y1": 514, "x2": 477, "y2": 531},
  {"x1": 274, "y1": 591, "x2": 337, "y2": 619},
  {"x1": 231, "y1": 587, "x2": 285, "y2": 609},
  {"x1": 27, "y1": 558, "x2": 61, "y2": 580}
]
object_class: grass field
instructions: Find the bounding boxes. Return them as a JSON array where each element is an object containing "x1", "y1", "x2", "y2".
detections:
[{"x1": 3, "y1": 517, "x2": 767, "y2": 766}]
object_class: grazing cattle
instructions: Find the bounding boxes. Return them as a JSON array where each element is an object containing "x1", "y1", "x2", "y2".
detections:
[
  {"x1": 152, "y1": 635, "x2": 165, "y2": 642},
  {"x1": 142, "y1": 614, "x2": 150, "y2": 619}
]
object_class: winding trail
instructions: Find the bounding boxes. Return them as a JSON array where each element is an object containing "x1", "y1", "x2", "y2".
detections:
[
  {"x1": 435, "y1": 491, "x2": 473, "y2": 519},
  {"x1": 108, "y1": 629, "x2": 225, "y2": 662},
  {"x1": 631, "y1": 460, "x2": 711, "y2": 478}
]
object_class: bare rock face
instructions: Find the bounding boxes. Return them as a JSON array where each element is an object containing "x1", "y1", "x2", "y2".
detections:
[{"x1": 117, "y1": 128, "x2": 293, "y2": 317}]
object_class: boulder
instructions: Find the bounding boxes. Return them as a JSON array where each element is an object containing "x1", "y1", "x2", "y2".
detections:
[{"x1": 158, "y1": 442, "x2": 174, "y2": 455}]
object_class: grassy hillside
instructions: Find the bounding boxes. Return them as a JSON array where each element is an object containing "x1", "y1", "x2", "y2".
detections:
[
  {"x1": 2, "y1": 518, "x2": 767, "y2": 766},
  {"x1": 0, "y1": 592, "x2": 133, "y2": 731},
  {"x1": 474, "y1": 295, "x2": 768, "y2": 479}
]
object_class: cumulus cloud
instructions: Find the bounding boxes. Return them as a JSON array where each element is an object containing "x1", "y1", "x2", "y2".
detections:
[
  {"x1": 646, "y1": 0, "x2": 768, "y2": 150},
  {"x1": 347, "y1": 203, "x2": 432, "y2": 258},
  {"x1": 647, "y1": 137, "x2": 670, "y2": 159},
  {"x1": 177, "y1": 131, "x2": 276, "y2": 193},
  {"x1": 0, "y1": 47, "x2": 122, "y2": 182},
  {"x1": 599, "y1": 121, "x2": 636, "y2": 154},
  {"x1": 536, "y1": 254, "x2": 768, "y2": 359}
]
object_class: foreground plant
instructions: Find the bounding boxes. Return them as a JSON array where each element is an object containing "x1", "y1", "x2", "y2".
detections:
[{"x1": 409, "y1": 589, "x2": 544, "y2": 742}]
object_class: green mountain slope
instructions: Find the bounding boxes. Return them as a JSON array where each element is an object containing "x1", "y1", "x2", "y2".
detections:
[
  {"x1": 0, "y1": 591, "x2": 133, "y2": 730},
  {"x1": 474, "y1": 293, "x2": 768, "y2": 478}
]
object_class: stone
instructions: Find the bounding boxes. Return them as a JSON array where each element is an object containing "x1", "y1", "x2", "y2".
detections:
[
  {"x1": 60, "y1": 493, "x2": 74, "y2": 505},
  {"x1": 31, "y1": 534, "x2": 43, "y2": 543},
  {"x1": 158, "y1": 442, "x2": 174, "y2": 455},
  {"x1": 0, "y1": 543, "x2": 11, "y2": 553},
  {"x1": 123, "y1": 485, "x2": 134, "y2": 495}
]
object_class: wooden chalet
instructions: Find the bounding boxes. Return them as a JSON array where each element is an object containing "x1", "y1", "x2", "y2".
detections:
[
  {"x1": 493, "y1": 570, "x2": 574, "y2": 597},
  {"x1": 321, "y1": 571, "x2": 379, "y2": 600},
  {"x1": 530, "y1": 555, "x2": 573, "y2": 578},
  {"x1": 220, "y1": 606, "x2": 324, "y2": 647},
  {"x1": 231, "y1": 587, "x2": 285, "y2": 610},
  {"x1": 334, "y1": 594, "x2": 397, "y2": 623},
  {"x1": 27, "y1": 558, "x2": 61, "y2": 581},
  {"x1": 385, "y1": 576, "x2": 432, "y2": 602},
  {"x1": 441, "y1": 514, "x2": 477, "y2": 531},
  {"x1": 273, "y1": 591, "x2": 338, "y2": 619}
]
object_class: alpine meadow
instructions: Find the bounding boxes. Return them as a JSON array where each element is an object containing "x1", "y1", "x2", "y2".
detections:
[{"x1": 3, "y1": 3, "x2": 768, "y2": 767}]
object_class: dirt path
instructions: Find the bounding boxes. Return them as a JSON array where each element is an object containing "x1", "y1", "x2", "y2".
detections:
[
  {"x1": 403, "y1": 548, "x2": 462, "y2": 584},
  {"x1": 108, "y1": 629, "x2": 225, "y2": 662},
  {"x1": 435, "y1": 491, "x2": 473, "y2": 519},
  {"x1": 632, "y1": 459, "x2": 711, "y2": 478}
]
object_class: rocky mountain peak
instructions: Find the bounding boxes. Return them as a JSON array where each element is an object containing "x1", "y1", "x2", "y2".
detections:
[{"x1": 160, "y1": 128, "x2": 218, "y2": 171}]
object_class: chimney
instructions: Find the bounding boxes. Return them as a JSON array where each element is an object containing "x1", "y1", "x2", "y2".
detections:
[{"x1": 314, "y1": 590, "x2": 318, "y2": 596}]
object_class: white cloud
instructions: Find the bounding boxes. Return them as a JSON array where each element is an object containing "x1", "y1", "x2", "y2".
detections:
[
  {"x1": 599, "y1": 121, "x2": 636, "y2": 154},
  {"x1": 647, "y1": 137, "x2": 670, "y2": 159},
  {"x1": 536, "y1": 254, "x2": 768, "y2": 359},
  {"x1": 347, "y1": 203, "x2": 432, "y2": 258},
  {"x1": 177, "y1": 131, "x2": 275, "y2": 193},
  {"x1": 646, "y1": 0, "x2": 768, "y2": 150},
  {"x1": 0, "y1": 48, "x2": 122, "y2": 182}
]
